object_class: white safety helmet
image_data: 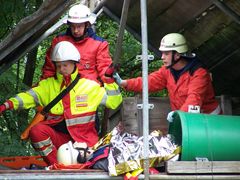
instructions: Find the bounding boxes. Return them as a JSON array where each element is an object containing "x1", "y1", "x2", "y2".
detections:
[
  {"x1": 159, "y1": 33, "x2": 188, "y2": 54},
  {"x1": 63, "y1": 4, "x2": 97, "y2": 25},
  {"x1": 51, "y1": 41, "x2": 80, "y2": 63},
  {"x1": 57, "y1": 141, "x2": 79, "y2": 165}
]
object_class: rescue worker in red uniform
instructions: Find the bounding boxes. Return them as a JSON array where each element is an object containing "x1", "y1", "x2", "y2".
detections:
[
  {"x1": 114, "y1": 33, "x2": 221, "y2": 120},
  {"x1": 41, "y1": 4, "x2": 112, "y2": 83},
  {"x1": 0, "y1": 41, "x2": 122, "y2": 166}
]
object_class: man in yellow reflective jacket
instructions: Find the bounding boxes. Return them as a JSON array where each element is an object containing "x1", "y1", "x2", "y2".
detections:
[{"x1": 0, "y1": 41, "x2": 122, "y2": 166}]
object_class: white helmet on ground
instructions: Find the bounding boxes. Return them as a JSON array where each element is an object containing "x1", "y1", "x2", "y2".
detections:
[
  {"x1": 51, "y1": 41, "x2": 80, "y2": 63},
  {"x1": 57, "y1": 141, "x2": 79, "y2": 165},
  {"x1": 57, "y1": 141, "x2": 93, "y2": 165},
  {"x1": 63, "y1": 4, "x2": 97, "y2": 25}
]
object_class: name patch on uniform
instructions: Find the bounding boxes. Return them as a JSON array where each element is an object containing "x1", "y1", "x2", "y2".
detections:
[
  {"x1": 76, "y1": 94, "x2": 88, "y2": 102},
  {"x1": 76, "y1": 103, "x2": 88, "y2": 107}
]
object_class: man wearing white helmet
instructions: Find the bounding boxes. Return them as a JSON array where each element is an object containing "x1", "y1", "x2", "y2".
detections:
[
  {"x1": 0, "y1": 41, "x2": 122, "y2": 166},
  {"x1": 115, "y1": 33, "x2": 221, "y2": 118},
  {"x1": 41, "y1": 4, "x2": 113, "y2": 84}
]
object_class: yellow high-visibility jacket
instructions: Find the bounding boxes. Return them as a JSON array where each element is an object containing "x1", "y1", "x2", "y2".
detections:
[{"x1": 9, "y1": 69, "x2": 122, "y2": 146}]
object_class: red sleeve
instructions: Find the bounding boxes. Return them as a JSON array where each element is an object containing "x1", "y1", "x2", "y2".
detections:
[
  {"x1": 95, "y1": 41, "x2": 113, "y2": 79},
  {"x1": 180, "y1": 68, "x2": 210, "y2": 112},
  {"x1": 40, "y1": 37, "x2": 60, "y2": 80},
  {"x1": 126, "y1": 67, "x2": 167, "y2": 93}
]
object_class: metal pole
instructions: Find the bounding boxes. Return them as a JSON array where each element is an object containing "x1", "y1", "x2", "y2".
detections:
[
  {"x1": 140, "y1": 0, "x2": 149, "y2": 179},
  {"x1": 101, "y1": 0, "x2": 130, "y2": 137},
  {"x1": 113, "y1": 0, "x2": 130, "y2": 63}
]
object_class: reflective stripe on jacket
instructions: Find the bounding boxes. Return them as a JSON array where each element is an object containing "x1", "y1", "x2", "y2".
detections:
[
  {"x1": 9, "y1": 69, "x2": 122, "y2": 146},
  {"x1": 41, "y1": 28, "x2": 112, "y2": 83},
  {"x1": 126, "y1": 66, "x2": 219, "y2": 114}
]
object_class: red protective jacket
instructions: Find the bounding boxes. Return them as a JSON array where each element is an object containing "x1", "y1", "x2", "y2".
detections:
[
  {"x1": 126, "y1": 61, "x2": 220, "y2": 114},
  {"x1": 41, "y1": 28, "x2": 112, "y2": 83}
]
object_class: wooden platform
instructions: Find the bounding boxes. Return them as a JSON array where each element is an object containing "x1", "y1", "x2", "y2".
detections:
[
  {"x1": 167, "y1": 161, "x2": 240, "y2": 174},
  {"x1": 0, "y1": 169, "x2": 240, "y2": 180}
]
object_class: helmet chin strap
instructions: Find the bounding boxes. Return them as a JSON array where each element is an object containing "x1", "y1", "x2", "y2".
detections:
[
  {"x1": 71, "y1": 64, "x2": 77, "y2": 74},
  {"x1": 166, "y1": 51, "x2": 181, "y2": 69}
]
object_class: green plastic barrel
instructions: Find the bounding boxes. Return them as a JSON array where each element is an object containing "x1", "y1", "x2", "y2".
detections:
[{"x1": 168, "y1": 111, "x2": 240, "y2": 161}]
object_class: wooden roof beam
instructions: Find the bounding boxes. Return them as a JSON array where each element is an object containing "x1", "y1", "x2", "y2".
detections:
[{"x1": 212, "y1": 0, "x2": 240, "y2": 24}]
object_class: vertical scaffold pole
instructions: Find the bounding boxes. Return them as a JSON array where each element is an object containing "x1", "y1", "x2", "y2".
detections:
[{"x1": 140, "y1": 0, "x2": 149, "y2": 179}]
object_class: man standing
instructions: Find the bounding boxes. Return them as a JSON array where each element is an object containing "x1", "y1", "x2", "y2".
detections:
[{"x1": 42, "y1": 4, "x2": 113, "y2": 83}]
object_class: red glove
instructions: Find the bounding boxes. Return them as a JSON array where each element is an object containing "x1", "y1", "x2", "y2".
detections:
[
  {"x1": 104, "y1": 63, "x2": 120, "y2": 77},
  {"x1": 0, "y1": 100, "x2": 13, "y2": 114},
  {"x1": 104, "y1": 63, "x2": 115, "y2": 77},
  {"x1": 149, "y1": 167, "x2": 159, "y2": 174},
  {"x1": 0, "y1": 104, "x2": 6, "y2": 114}
]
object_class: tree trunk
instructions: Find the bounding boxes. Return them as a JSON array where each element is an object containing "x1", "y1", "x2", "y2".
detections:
[{"x1": 23, "y1": 48, "x2": 38, "y2": 86}]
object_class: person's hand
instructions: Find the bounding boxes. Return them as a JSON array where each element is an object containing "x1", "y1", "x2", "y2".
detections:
[
  {"x1": 0, "y1": 104, "x2": 6, "y2": 115},
  {"x1": 104, "y1": 63, "x2": 120, "y2": 78},
  {"x1": 104, "y1": 63, "x2": 115, "y2": 77},
  {"x1": 167, "y1": 111, "x2": 175, "y2": 123},
  {"x1": 113, "y1": 72, "x2": 123, "y2": 86}
]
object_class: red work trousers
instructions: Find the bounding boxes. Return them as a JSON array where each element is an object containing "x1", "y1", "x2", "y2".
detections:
[{"x1": 29, "y1": 123, "x2": 72, "y2": 166}]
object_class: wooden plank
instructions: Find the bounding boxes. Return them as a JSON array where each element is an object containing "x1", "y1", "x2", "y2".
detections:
[
  {"x1": 137, "y1": 96, "x2": 170, "y2": 136},
  {"x1": 120, "y1": 97, "x2": 139, "y2": 134},
  {"x1": 166, "y1": 161, "x2": 240, "y2": 174},
  {"x1": 149, "y1": 174, "x2": 240, "y2": 179},
  {"x1": 119, "y1": 97, "x2": 171, "y2": 136},
  {"x1": 1, "y1": 170, "x2": 240, "y2": 179}
]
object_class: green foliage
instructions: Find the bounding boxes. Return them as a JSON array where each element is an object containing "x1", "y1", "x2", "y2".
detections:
[
  {"x1": 0, "y1": 0, "x2": 44, "y2": 157},
  {"x1": 0, "y1": 69, "x2": 36, "y2": 156},
  {"x1": 0, "y1": 0, "x2": 38, "y2": 39},
  {"x1": 0, "y1": 110, "x2": 36, "y2": 156},
  {"x1": 33, "y1": 40, "x2": 50, "y2": 83}
]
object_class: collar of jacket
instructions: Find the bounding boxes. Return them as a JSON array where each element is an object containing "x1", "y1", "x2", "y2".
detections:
[
  {"x1": 56, "y1": 68, "x2": 79, "y2": 84},
  {"x1": 170, "y1": 57, "x2": 204, "y2": 82}
]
